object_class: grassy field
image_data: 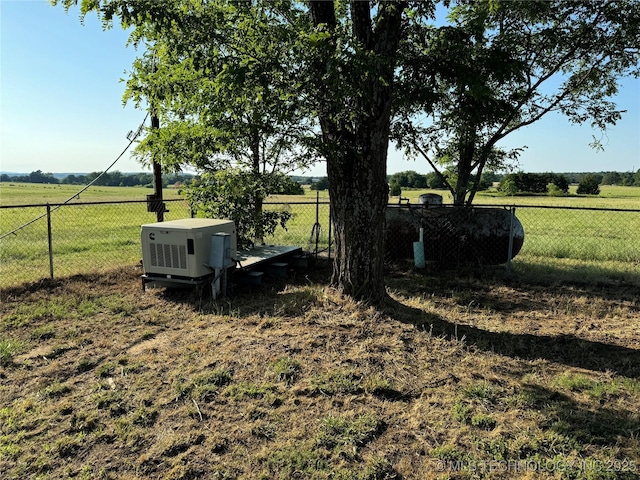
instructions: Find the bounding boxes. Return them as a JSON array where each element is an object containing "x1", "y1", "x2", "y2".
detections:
[
  {"x1": 1, "y1": 183, "x2": 639, "y2": 288},
  {"x1": 0, "y1": 183, "x2": 183, "y2": 206},
  {"x1": 393, "y1": 185, "x2": 640, "y2": 209},
  {"x1": 2, "y1": 182, "x2": 639, "y2": 207},
  {"x1": 1, "y1": 264, "x2": 640, "y2": 479}
]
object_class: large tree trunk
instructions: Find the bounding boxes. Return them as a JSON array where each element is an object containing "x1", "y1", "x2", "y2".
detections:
[
  {"x1": 453, "y1": 127, "x2": 476, "y2": 206},
  {"x1": 327, "y1": 132, "x2": 390, "y2": 303},
  {"x1": 310, "y1": 1, "x2": 404, "y2": 304}
]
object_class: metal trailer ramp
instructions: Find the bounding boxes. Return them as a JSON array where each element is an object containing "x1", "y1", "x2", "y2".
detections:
[{"x1": 234, "y1": 245, "x2": 304, "y2": 286}]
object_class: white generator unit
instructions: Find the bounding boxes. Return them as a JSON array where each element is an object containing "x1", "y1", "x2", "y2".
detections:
[{"x1": 141, "y1": 218, "x2": 236, "y2": 280}]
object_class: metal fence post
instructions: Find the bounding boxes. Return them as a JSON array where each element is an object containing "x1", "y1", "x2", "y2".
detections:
[
  {"x1": 506, "y1": 206, "x2": 515, "y2": 274},
  {"x1": 315, "y1": 192, "x2": 320, "y2": 259},
  {"x1": 328, "y1": 203, "x2": 332, "y2": 260},
  {"x1": 46, "y1": 203, "x2": 54, "y2": 279}
]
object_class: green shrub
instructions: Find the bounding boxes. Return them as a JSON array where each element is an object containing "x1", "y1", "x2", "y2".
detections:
[{"x1": 577, "y1": 175, "x2": 600, "y2": 195}]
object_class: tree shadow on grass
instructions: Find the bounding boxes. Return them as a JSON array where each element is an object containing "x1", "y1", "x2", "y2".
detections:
[
  {"x1": 519, "y1": 383, "x2": 640, "y2": 448},
  {"x1": 383, "y1": 297, "x2": 640, "y2": 379}
]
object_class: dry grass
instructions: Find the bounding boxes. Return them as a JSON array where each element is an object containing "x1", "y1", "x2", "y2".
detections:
[{"x1": 1, "y1": 263, "x2": 640, "y2": 479}]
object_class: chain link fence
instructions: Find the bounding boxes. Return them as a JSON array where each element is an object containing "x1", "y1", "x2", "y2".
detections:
[
  {"x1": 0, "y1": 199, "x2": 329, "y2": 288},
  {"x1": 1, "y1": 199, "x2": 638, "y2": 289},
  {"x1": 506, "y1": 205, "x2": 640, "y2": 285},
  {"x1": 384, "y1": 204, "x2": 640, "y2": 285}
]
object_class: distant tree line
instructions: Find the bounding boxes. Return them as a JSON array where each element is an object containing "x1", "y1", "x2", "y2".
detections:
[
  {"x1": 4, "y1": 169, "x2": 639, "y2": 194},
  {"x1": 0, "y1": 169, "x2": 306, "y2": 195},
  {"x1": 387, "y1": 170, "x2": 499, "y2": 196},
  {"x1": 1, "y1": 170, "x2": 62, "y2": 184},
  {"x1": 498, "y1": 172, "x2": 570, "y2": 196},
  {"x1": 0, "y1": 170, "x2": 195, "y2": 188},
  {"x1": 306, "y1": 168, "x2": 640, "y2": 197},
  {"x1": 498, "y1": 170, "x2": 640, "y2": 196}
]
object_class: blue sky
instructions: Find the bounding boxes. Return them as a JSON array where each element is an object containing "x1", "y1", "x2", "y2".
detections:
[{"x1": 1, "y1": 0, "x2": 639, "y2": 176}]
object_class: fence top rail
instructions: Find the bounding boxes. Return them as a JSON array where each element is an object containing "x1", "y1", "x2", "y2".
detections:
[
  {"x1": 1, "y1": 199, "x2": 638, "y2": 214},
  {"x1": 387, "y1": 203, "x2": 640, "y2": 213},
  {"x1": 0, "y1": 198, "x2": 324, "y2": 209},
  {"x1": 466, "y1": 204, "x2": 640, "y2": 213}
]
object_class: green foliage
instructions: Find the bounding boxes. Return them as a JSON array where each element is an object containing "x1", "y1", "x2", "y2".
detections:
[
  {"x1": 601, "y1": 171, "x2": 622, "y2": 186},
  {"x1": 276, "y1": 177, "x2": 305, "y2": 196},
  {"x1": 470, "y1": 413, "x2": 497, "y2": 430},
  {"x1": 389, "y1": 182, "x2": 401, "y2": 197},
  {"x1": 43, "y1": 381, "x2": 72, "y2": 399},
  {"x1": 394, "y1": 1, "x2": 640, "y2": 205},
  {"x1": 550, "y1": 174, "x2": 570, "y2": 193},
  {"x1": 499, "y1": 172, "x2": 569, "y2": 195},
  {"x1": 499, "y1": 176, "x2": 518, "y2": 196},
  {"x1": 0, "y1": 339, "x2": 21, "y2": 366},
  {"x1": 315, "y1": 414, "x2": 384, "y2": 449},
  {"x1": 430, "y1": 444, "x2": 465, "y2": 462},
  {"x1": 547, "y1": 184, "x2": 565, "y2": 197},
  {"x1": 462, "y1": 382, "x2": 496, "y2": 402},
  {"x1": 223, "y1": 382, "x2": 277, "y2": 401},
  {"x1": 452, "y1": 400, "x2": 472, "y2": 424},
  {"x1": 184, "y1": 169, "x2": 292, "y2": 249},
  {"x1": 259, "y1": 444, "x2": 328, "y2": 479},
  {"x1": 388, "y1": 171, "x2": 427, "y2": 189},
  {"x1": 30, "y1": 324, "x2": 55, "y2": 340},
  {"x1": 195, "y1": 368, "x2": 233, "y2": 388},
  {"x1": 309, "y1": 177, "x2": 329, "y2": 191},
  {"x1": 118, "y1": 0, "x2": 316, "y2": 180},
  {"x1": 0, "y1": 170, "x2": 58, "y2": 184},
  {"x1": 191, "y1": 368, "x2": 233, "y2": 401},
  {"x1": 77, "y1": 358, "x2": 97, "y2": 373},
  {"x1": 310, "y1": 369, "x2": 363, "y2": 396},
  {"x1": 553, "y1": 373, "x2": 597, "y2": 392},
  {"x1": 0, "y1": 171, "x2": 194, "y2": 187},
  {"x1": 501, "y1": 173, "x2": 549, "y2": 194},
  {"x1": 577, "y1": 175, "x2": 601, "y2": 195},
  {"x1": 425, "y1": 171, "x2": 448, "y2": 189},
  {"x1": 129, "y1": 406, "x2": 158, "y2": 428},
  {"x1": 96, "y1": 362, "x2": 116, "y2": 378},
  {"x1": 272, "y1": 357, "x2": 301, "y2": 385}
]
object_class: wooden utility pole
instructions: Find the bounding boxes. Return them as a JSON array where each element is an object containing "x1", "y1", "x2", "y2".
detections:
[
  {"x1": 146, "y1": 58, "x2": 165, "y2": 222},
  {"x1": 150, "y1": 112, "x2": 165, "y2": 222}
]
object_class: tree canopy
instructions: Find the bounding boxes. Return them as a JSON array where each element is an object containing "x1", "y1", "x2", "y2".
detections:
[
  {"x1": 393, "y1": 0, "x2": 640, "y2": 205},
  {"x1": 53, "y1": 0, "x2": 640, "y2": 303}
]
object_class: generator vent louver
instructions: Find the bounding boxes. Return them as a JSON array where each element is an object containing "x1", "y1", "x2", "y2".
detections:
[
  {"x1": 141, "y1": 218, "x2": 236, "y2": 279},
  {"x1": 148, "y1": 243, "x2": 187, "y2": 270}
]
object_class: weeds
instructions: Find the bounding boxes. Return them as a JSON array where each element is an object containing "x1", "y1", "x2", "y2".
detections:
[
  {"x1": 42, "y1": 381, "x2": 72, "y2": 399},
  {"x1": 30, "y1": 323, "x2": 55, "y2": 340},
  {"x1": 310, "y1": 369, "x2": 363, "y2": 396},
  {"x1": 96, "y1": 362, "x2": 115, "y2": 378},
  {"x1": 0, "y1": 338, "x2": 21, "y2": 366},
  {"x1": 553, "y1": 373, "x2": 597, "y2": 392},
  {"x1": 272, "y1": 356, "x2": 301, "y2": 384},
  {"x1": 192, "y1": 367, "x2": 233, "y2": 401},
  {"x1": 470, "y1": 413, "x2": 497, "y2": 430},
  {"x1": 224, "y1": 382, "x2": 277, "y2": 401},
  {"x1": 316, "y1": 414, "x2": 385, "y2": 449},
  {"x1": 77, "y1": 357, "x2": 97, "y2": 373}
]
